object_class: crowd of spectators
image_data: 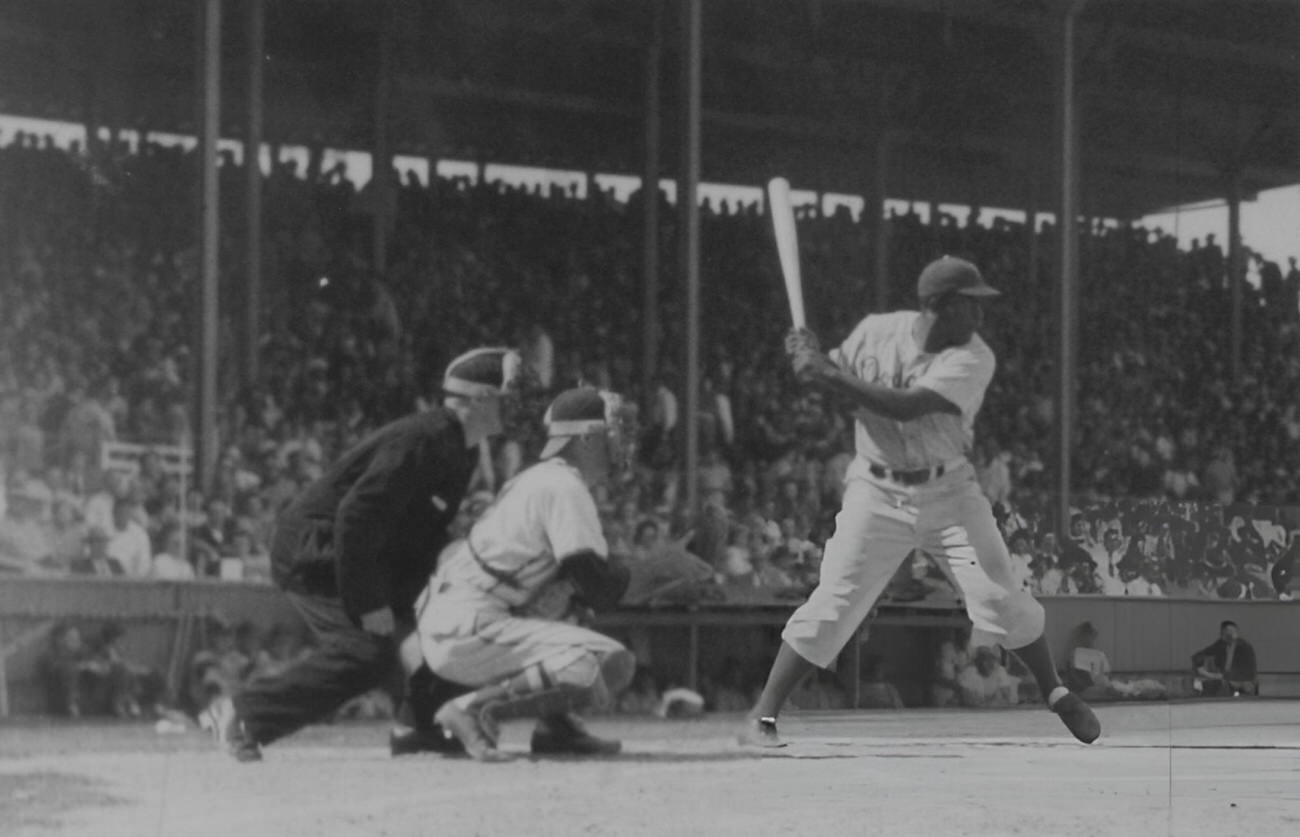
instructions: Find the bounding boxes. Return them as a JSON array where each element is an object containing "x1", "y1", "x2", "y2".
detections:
[{"x1": 3, "y1": 130, "x2": 1299, "y2": 605}]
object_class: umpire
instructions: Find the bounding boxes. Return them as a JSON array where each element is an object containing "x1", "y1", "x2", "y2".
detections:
[{"x1": 210, "y1": 347, "x2": 524, "y2": 762}]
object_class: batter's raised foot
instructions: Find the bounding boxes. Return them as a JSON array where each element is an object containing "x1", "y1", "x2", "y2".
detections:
[
  {"x1": 737, "y1": 716, "x2": 787, "y2": 748},
  {"x1": 434, "y1": 702, "x2": 514, "y2": 762},
  {"x1": 1051, "y1": 692, "x2": 1101, "y2": 744}
]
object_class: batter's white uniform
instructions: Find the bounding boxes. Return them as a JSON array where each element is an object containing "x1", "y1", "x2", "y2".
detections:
[
  {"x1": 416, "y1": 458, "x2": 627, "y2": 690},
  {"x1": 783, "y1": 311, "x2": 1045, "y2": 668}
]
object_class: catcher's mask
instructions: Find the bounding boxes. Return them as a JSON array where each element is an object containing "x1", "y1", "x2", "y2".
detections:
[{"x1": 540, "y1": 387, "x2": 639, "y2": 477}]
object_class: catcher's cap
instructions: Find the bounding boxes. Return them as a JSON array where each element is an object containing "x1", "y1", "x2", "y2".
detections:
[
  {"x1": 539, "y1": 387, "x2": 613, "y2": 459},
  {"x1": 442, "y1": 347, "x2": 522, "y2": 398},
  {"x1": 917, "y1": 256, "x2": 999, "y2": 300}
]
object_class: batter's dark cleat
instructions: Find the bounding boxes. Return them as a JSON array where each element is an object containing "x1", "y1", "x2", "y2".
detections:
[
  {"x1": 737, "y1": 716, "x2": 787, "y2": 749},
  {"x1": 531, "y1": 713, "x2": 621, "y2": 757},
  {"x1": 434, "y1": 702, "x2": 513, "y2": 763},
  {"x1": 207, "y1": 696, "x2": 262, "y2": 763},
  {"x1": 1051, "y1": 692, "x2": 1101, "y2": 744},
  {"x1": 389, "y1": 724, "x2": 468, "y2": 757}
]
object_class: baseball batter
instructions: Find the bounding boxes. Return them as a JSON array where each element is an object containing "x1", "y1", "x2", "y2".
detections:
[
  {"x1": 418, "y1": 387, "x2": 637, "y2": 762},
  {"x1": 739, "y1": 256, "x2": 1100, "y2": 747}
]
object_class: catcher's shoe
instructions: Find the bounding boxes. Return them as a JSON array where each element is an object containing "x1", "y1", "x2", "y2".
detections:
[
  {"x1": 434, "y1": 702, "x2": 513, "y2": 763},
  {"x1": 737, "y1": 715, "x2": 787, "y2": 748},
  {"x1": 206, "y1": 696, "x2": 262, "y2": 763},
  {"x1": 531, "y1": 713, "x2": 621, "y2": 757},
  {"x1": 389, "y1": 723, "x2": 467, "y2": 757},
  {"x1": 1051, "y1": 692, "x2": 1101, "y2": 744}
]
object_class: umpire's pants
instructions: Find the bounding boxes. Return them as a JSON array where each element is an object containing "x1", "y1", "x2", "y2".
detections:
[{"x1": 234, "y1": 592, "x2": 394, "y2": 746}]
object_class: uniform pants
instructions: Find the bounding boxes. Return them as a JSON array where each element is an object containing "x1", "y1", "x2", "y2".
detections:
[
  {"x1": 783, "y1": 460, "x2": 1043, "y2": 668},
  {"x1": 234, "y1": 592, "x2": 395, "y2": 745}
]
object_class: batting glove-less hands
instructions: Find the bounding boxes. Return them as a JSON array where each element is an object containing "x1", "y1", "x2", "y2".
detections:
[
  {"x1": 791, "y1": 347, "x2": 836, "y2": 383},
  {"x1": 784, "y1": 327, "x2": 820, "y2": 357}
]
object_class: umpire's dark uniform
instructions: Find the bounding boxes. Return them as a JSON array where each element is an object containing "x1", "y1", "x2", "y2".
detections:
[{"x1": 233, "y1": 409, "x2": 478, "y2": 746}]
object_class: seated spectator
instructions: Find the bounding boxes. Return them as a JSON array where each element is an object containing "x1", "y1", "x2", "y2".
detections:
[
  {"x1": 38, "y1": 622, "x2": 109, "y2": 717},
  {"x1": 1063, "y1": 621, "x2": 1167, "y2": 701},
  {"x1": 616, "y1": 665, "x2": 663, "y2": 715},
  {"x1": 187, "y1": 620, "x2": 252, "y2": 713},
  {"x1": 44, "y1": 494, "x2": 87, "y2": 574},
  {"x1": 105, "y1": 496, "x2": 153, "y2": 577},
  {"x1": 631, "y1": 518, "x2": 664, "y2": 560},
  {"x1": 221, "y1": 522, "x2": 272, "y2": 583},
  {"x1": 0, "y1": 478, "x2": 53, "y2": 573},
  {"x1": 84, "y1": 621, "x2": 164, "y2": 718},
  {"x1": 190, "y1": 497, "x2": 234, "y2": 578},
  {"x1": 69, "y1": 526, "x2": 127, "y2": 577},
  {"x1": 703, "y1": 657, "x2": 753, "y2": 713},
  {"x1": 250, "y1": 622, "x2": 312, "y2": 679},
  {"x1": 1192, "y1": 620, "x2": 1259, "y2": 696},
  {"x1": 930, "y1": 629, "x2": 970, "y2": 707},
  {"x1": 150, "y1": 524, "x2": 196, "y2": 580},
  {"x1": 857, "y1": 654, "x2": 904, "y2": 709},
  {"x1": 958, "y1": 646, "x2": 1020, "y2": 708}
]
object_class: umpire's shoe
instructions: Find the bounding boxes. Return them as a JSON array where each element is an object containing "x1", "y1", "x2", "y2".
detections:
[
  {"x1": 389, "y1": 724, "x2": 467, "y2": 757},
  {"x1": 206, "y1": 696, "x2": 263, "y2": 763},
  {"x1": 1051, "y1": 692, "x2": 1101, "y2": 744},
  {"x1": 737, "y1": 715, "x2": 787, "y2": 748},
  {"x1": 531, "y1": 713, "x2": 621, "y2": 757}
]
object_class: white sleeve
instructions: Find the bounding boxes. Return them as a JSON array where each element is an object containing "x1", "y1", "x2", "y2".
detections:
[
  {"x1": 914, "y1": 344, "x2": 994, "y2": 417},
  {"x1": 828, "y1": 317, "x2": 872, "y2": 373},
  {"x1": 542, "y1": 477, "x2": 609, "y2": 559}
]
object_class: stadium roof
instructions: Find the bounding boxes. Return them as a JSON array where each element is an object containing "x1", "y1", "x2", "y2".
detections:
[{"x1": 1, "y1": 0, "x2": 1297, "y2": 217}]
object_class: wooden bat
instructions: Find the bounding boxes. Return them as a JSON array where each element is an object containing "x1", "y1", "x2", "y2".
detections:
[{"x1": 766, "y1": 177, "x2": 806, "y2": 329}]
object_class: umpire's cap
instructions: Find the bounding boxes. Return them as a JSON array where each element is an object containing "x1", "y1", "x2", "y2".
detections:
[
  {"x1": 917, "y1": 256, "x2": 1000, "y2": 300},
  {"x1": 442, "y1": 347, "x2": 522, "y2": 398}
]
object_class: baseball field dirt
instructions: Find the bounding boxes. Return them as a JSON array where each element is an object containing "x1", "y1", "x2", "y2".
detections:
[{"x1": 3, "y1": 701, "x2": 1298, "y2": 837}]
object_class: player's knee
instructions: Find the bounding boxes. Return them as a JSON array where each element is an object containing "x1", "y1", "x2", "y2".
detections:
[
  {"x1": 599, "y1": 647, "x2": 636, "y2": 695},
  {"x1": 546, "y1": 652, "x2": 603, "y2": 691},
  {"x1": 995, "y1": 591, "x2": 1045, "y2": 648}
]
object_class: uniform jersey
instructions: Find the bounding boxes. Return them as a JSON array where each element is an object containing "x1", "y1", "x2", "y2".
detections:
[
  {"x1": 829, "y1": 310, "x2": 994, "y2": 470},
  {"x1": 433, "y1": 458, "x2": 608, "y2": 610}
]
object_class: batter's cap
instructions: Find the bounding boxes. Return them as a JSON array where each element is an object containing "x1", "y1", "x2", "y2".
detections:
[
  {"x1": 539, "y1": 387, "x2": 614, "y2": 459},
  {"x1": 442, "y1": 347, "x2": 522, "y2": 398},
  {"x1": 916, "y1": 256, "x2": 1000, "y2": 300}
]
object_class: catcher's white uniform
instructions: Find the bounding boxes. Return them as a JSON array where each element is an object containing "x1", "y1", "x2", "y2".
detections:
[
  {"x1": 416, "y1": 458, "x2": 626, "y2": 689},
  {"x1": 783, "y1": 311, "x2": 1045, "y2": 668}
]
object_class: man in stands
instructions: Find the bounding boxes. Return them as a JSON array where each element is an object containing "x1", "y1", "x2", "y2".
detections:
[{"x1": 1192, "y1": 620, "x2": 1258, "y2": 697}]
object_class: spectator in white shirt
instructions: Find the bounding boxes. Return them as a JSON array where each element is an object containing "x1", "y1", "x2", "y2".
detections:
[
  {"x1": 150, "y1": 525, "x2": 196, "y2": 580},
  {"x1": 106, "y1": 497, "x2": 152, "y2": 578}
]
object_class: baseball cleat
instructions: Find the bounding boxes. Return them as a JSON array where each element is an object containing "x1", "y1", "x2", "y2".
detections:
[
  {"x1": 435, "y1": 702, "x2": 513, "y2": 763},
  {"x1": 206, "y1": 696, "x2": 262, "y2": 763},
  {"x1": 737, "y1": 715, "x2": 787, "y2": 748},
  {"x1": 389, "y1": 724, "x2": 468, "y2": 757},
  {"x1": 530, "y1": 713, "x2": 621, "y2": 757},
  {"x1": 1051, "y1": 692, "x2": 1101, "y2": 744}
]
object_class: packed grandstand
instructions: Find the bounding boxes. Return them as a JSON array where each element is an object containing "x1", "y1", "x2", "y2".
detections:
[{"x1": 2, "y1": 131, "x2": 1298, "y2": 604}]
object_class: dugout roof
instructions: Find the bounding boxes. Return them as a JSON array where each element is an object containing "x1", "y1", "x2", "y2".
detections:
[{"x1": 1, "y1": 0, "x2": 1297, "y2": 217}]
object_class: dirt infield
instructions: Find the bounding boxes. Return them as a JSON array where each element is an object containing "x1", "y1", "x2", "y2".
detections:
[{"x1": 3, "y1": 701, "x2": 1299, "y2": 837}]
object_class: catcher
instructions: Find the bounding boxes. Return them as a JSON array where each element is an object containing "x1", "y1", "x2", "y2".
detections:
[{"x1": 415, "y1": 386, "x2": 639, "y2": 761}]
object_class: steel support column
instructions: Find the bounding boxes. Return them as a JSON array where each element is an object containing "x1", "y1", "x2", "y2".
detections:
[
  {"x1": 641, "y1": 0, "x2": 663, "y2": 409},
  {"x1": 197, "y1": 0, "x2": 222, "y2": 490},
  {"x1": 243, "y1": 0, "x2": 264, "y2": 387},
  {"x1": 678, "y1": 0, "x2": 702, "y2": 519}
]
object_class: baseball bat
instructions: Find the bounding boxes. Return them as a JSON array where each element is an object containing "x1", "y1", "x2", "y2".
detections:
[{"x1": 766, "y1": 177, "x2": 807, "y2": 329}]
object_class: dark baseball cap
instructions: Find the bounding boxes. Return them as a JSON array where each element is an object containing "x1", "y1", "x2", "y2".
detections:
[{"x1": 917, "y1": 256, "x2": 1000, "y2": 300}]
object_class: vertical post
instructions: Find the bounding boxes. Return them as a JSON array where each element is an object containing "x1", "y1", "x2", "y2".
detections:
[
  {"x1": 1227, "y1": 175, "x2": 1243, "y2": 382},
  {"x1": 244, "y1": 0, "x2": 264, "y2": 388},
  {"x1": 373, "y1": 0, "x2": 396, "y2": 274},
  {"x1": 1026, "y1": 156, "x2": 1040, "y2": 286},
  {"x1": 679, "y1": 0, "x2": 702, "y2": 520},
  {"x1": 1055, "y1": 0, "x2": 1085, "y2": 542},
  {"x1": 197, "y1": 0, "x2": 223, "y2": 492},
  {"x1": 641, "y1": 0, "x2": 663, "y2": 409},
  {"x1": 873, "y1": 132, "x2": 890, "y2": 310}
]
